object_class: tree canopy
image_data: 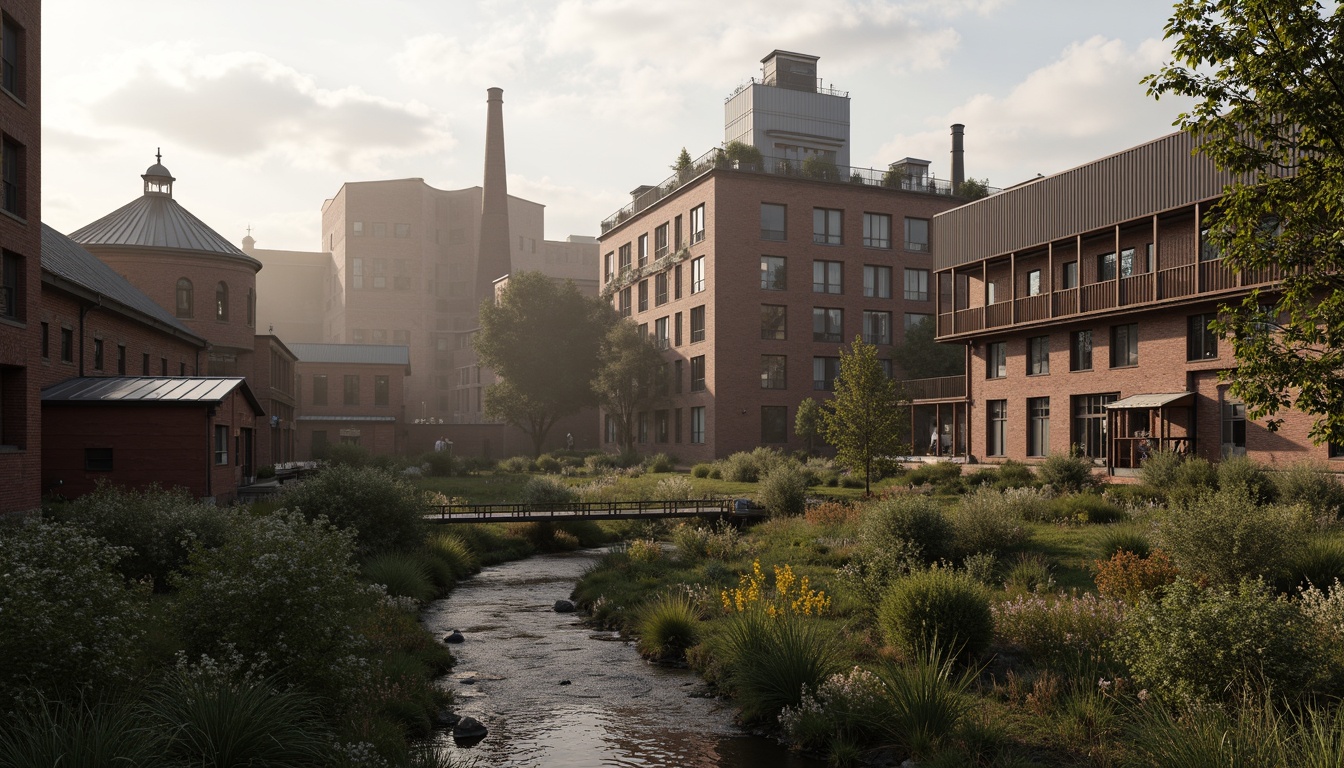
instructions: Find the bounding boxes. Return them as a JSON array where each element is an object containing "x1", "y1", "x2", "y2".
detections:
[
  {"x1": 591, "y1": 320, "x2": 666, "y2": 453},
  {"x1": 822, "y1": 337, "x2": 909, "y2": 495},
  {"x1": 474, "y1": 271, "x2": 614, "y2": 456},
  {"x1": 1146, "y1": 0, "x2": 1344, "y2": 445},
  {"x1": 892, "y1": 316, "x2": 965, "y2": 380},
  {"x1": 794, "y1": 397, "x2": 825, "y2": 456}
]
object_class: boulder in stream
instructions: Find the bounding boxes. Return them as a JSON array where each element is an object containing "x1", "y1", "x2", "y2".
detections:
[
  {"x1": 443, "y1": 629, "x2": 465, "y2": 644},
  {"x1": 453, "y1": 715, "x2": 489, "y2": 746},
  {"x1": 553, "y1": 599, "x2": 576, "y2": 613}
]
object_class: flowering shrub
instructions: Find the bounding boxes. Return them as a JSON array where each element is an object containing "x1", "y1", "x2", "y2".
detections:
[
  {"x1": 671, "y1": 521, "x2": 746, "y2": 562},
  {"x1": 0, "y1": 517, "x2": 147, "y2": 705},
  {"x1": 1155, "y1": 488, "x2": 1311, "y2": 584},
  {"x1": 759, "y1": 463, "x2": 809, "y2": 516},
  {"x1": 626, "y1": 539, "x2": 663, "y2": 563},
  {"x1": 1094, "y1": 550, "x2": 1179, "y2": 603},
  {"x1": 992, "y1": 591, "x2": 1126, "y2": 668},
  {"x1": 279, "y1": 464, "x2": 426, "y2": 556},
  {"x1": 721, "y1": 560, "x2": 831, "y2": 617},
  {"x1": 949, "y1": 487, "x2": 1034, "y2": 556},
  {"x1": 779, "y1": 666, "x2": 887, "y2": 750},
  {"x1": 654, "y1": 475, "x2": 694, "y2": 500},
  {"x1": 805, "y1": 500, "x2": 858, "y2": 529}
]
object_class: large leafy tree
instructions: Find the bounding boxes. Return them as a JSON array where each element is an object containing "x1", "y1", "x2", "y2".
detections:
[
  {"x1": 822, "y1": 337, "x2": 909, "y2": 495},
  {"x1": 474, "y1": 271, "x2": 614, "y2": 457},
  {"x1": 591, "y1": 320, "x2": 666, "y2": 453},
  {"x1": 794, "y1": 397, "x2": 825, "y2": 456},
  {"x1": 1146, "y1": 0, "x2": 1344, "y2": 445},
  {"x1": 892, "y1": 316, "x2": 964, "y2": 380}
]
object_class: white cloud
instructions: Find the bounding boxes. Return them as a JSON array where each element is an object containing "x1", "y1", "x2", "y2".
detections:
[{"x1": 393, "y1": 27, "x2": 532, "y2": 87}]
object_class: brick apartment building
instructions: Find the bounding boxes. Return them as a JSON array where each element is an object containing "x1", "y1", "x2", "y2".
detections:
[
  {"x1": 0, "y1": 0, "x2": 39, "y2": 513},
  {"x1": 289, "y1": 342, "x2": 410, "y2": 459},
  {"x1": 597, "y1": 51, "x2": 968, "y2": 461},
  {"x1": 932, "y1": 129, "x2": 1340, "y2": 473}
]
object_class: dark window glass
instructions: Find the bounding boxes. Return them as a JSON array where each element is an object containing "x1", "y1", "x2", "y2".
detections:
[
  {"x1": 1110, "y1": 323, "x2": 1138, "y2": 367},
  {"x1": 1028, "y1": 336, "x2": 1049, "y2": 375},
  {"x1": 1070, "y1": 330, "x2": 1092, "y2": 371},
  {"x1": 761, "y1": 304, "x2": 786, "y2": 340},
  {"x1": 375, "y1": 375, "x2": 390, "y2": 406},
  {"x1": 987, "y1": 400, "x2": 1007, "y2": 456},
  {"x1": 761, "y1": 355, "x2": 787, "y2": 389},
  {"x1": 761, "y1": 406, "x2": 788, "y2": 443},
  {"x1": 761, "y1": 256, "x2": 786, "y2": 290},
  {"x1": 986, "y1": 341, "x2": 1006, "y2": 379},
  {"x1": 812, "y1": 308, "x2": 843, "y2": 343},
  {"x1": 1187, "y1": 314, "x2": 1218, "y2": 360},
  {"x1": 1028, "y1": 397, "x2": 1050, "y2": 457},
  {"x1": 690, "y1": 355, "x2": 706, "y2": 392},
  {"x1": 690, "y1": 305, "x2": 706, "y2": 343},
  {"x1": 85, "y1": 447, "x2": 114, "y2": 472},
  {"x1": 312, "y1": 374, "x2": 328, "y2": 405},
  {"x1": 761, "y1": 203, "x2": 786, "y2": 240},
  {"x1": 344, "y1": 375, "x2": 359, "y2": 405}
]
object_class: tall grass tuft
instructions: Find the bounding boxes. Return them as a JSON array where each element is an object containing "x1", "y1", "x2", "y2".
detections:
[
  {"x1": 636, "y1": 593, "x2": 701, "y2": 661},
  {"x1": 0, "y1": 695, "x2": 164, "y2": 767},
  {"x1": 363, "y1": 552, "x2": 436, "y2": 603},
  {"x1": 426, "y1": 532, "x2": 478, "y2": 578},
  {"x1": 872, "y1": 642, "x2": 978, "y2": 759},
  {"x1": 1276, "y1": 460, "x2": 1344, "y2": 519},
  {"x1": 717, "y1": 611, "x2": 842, "y2": 724}
]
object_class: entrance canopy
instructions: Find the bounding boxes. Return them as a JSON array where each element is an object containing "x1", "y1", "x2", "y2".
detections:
[
  {"x1": 1105, "y1": 392, "x2": 1193, "y2": 410},
  {"x1": 1104, "y1": 392, "x2": 1195, "y2": 475}
]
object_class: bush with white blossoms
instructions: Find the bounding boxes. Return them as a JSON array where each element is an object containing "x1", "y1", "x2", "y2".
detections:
[
  {"x1": 779, "y1": 666, "x2": 888, "y2": 751},
  {"x1": 0, "y1": 517, "x2": 147, "y2": 707}
]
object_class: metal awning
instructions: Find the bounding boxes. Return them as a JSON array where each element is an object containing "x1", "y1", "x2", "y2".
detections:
[{"x1": 1104, "y1": 392, "x2": 1194, "y2": 410}]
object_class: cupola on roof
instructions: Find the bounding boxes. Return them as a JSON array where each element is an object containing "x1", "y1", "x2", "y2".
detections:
[{"x1": 68, "y1": 151, "x2": 260, "y2": 268}]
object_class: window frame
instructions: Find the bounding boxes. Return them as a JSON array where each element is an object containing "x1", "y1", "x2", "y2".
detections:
[
  {"x1": 903, "y1": 268, "x2": 929, "y2": 301},
  {"x1": 987, "y1": 399, "x2": 1007, "y2": 457},
  {"x1": 691, "y1": 406, "x2": 705, "y2": 444},
  {"x1": 690, "y1": 204, "x2": 706, "y2": 244},
  {"x1": 690, "y1": 256, "x2": 705, "y2": 293},
  {"x1": 761, "y1": 405, "x2": 788, "y2": 443},
  {"x1": 864, "y1": 265, "x2": 892, "y2": 299},
  {"x1": 1110, "y1": 323, "x2": 1139, "y2": 368},
  {"x1": 1027, "y1": 397, "x2": 1050, "y2": 457},
  {"x1": 812, "y1": 208, "x2": 842, "y2": 245},
  {"x1": 760, "y1": 256, "x2": 786, "y2": 291},
  {"x1": 690, "y1": 305, "x2": 706, "y2": 343},
  {"x1": 690, "y1": 355, "x2": 706, "y2": 392},
  {"x1": 862, "y1": 212, "x2": 891, "y2": 248},
  {"x1": 760, "y1": 355, "x2": 787, "y2": 390},
  {"x1": 1027, "y1": 335, "x2": 1050, "y2": 376},
  {"x1": 1187, "y1": 313, "x2": 1219, "y2": 361},
  {"x1": 812, "y1": 356, "x2": 841, "y2": 391},
  {"x1": 812, "y1": 260, "x2": 842, "y2": 294},
  {"x1": 760, "y1": 304, "x2": 786, "y2": 340},
  {"x1": 1070, "y1": 329, "x2": 1093, "y2": 371},
  {"x1": 760, "y1": 203, "x2": 786, "y2": 241},
  {"x1": 904, "y1": 217, "x2": 930, "y2": 251},
  {"x1": 863, "y1": 310, "x2": 892, "y2": 345},
  {"x1": 986, "y1": 341, "x2": 1006, "y2": 379},
  {"x1": 812, "y1": 307, "x2": 843, "y2": 343}
]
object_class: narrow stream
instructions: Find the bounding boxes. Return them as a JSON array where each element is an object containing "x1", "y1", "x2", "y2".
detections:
[{"x1": 420, "y1": 548, "x2": 824, "y2": 768}]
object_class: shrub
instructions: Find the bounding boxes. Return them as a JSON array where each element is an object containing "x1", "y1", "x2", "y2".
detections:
[
  {"x1": 905, "y1": 461, "x2": 963, "y2": 490},
  {"x1": 1038, "y1": 453, "x2": 1098, "y2": 494},
  {"x1": 759, "y1": 463, "x2": 809, "y2": 516},
  {"x1": 627, "y1": 539, "x2": 663, "y2": 563},
  {"x1": 362, "y1": 552, "x2": 436, "y2": 603},
  {"x1": 1280, "y1": 538, "x2": 1344, "y2": 591},
  {"x1": 636, "y1": 594, "x2": 700, "y2": 661},
  {"x1": 520, "y1": 475, "x2": 579, "y2": 505},
  {"x1": 1094, "y1": 550, "x2": 1179, "y2": 603},
  {"x1": 862, "y1": 495, "x2": 955, "y2": 565},
  {"x1": 1155, "y1": 488, "x2": 1311, "y2": 585},
  {"x1": 654, "y1": 475, "x2": 695, "y2": 500},
  {"x1": 1003, "y1": 553, "x2": 1055, "y2": 594},
  {"x1": 671, "y1": 521, "x2": 745, "y2": 562},
  {"x1": 586, "y1": 453, "x2": 618, "y2": 472},
  {"x1": 1115, "y1": 578, "x2": 1317, "y2": 703},
  {"x1": 644, "y1": 453, "x2": 676, "y2": 473},
  {"x1": 779, "y1": 666, "x2": 890, "y2": 753},
  {"x1": 949, "y1": 487, "x2": 1033, "y2": 556},
  {"x1": 1126, "y1": 695, "x2": 1344, "y2": 768},
  {"x1": 1093, "y1": 527, "x2": 1152, "y2": 559},
  {"x1": 322, "y1": 441, "x2": 370, "y2": 467},
  {"x1": 992, "y1": 591, "x2": 1126, "y2": 670},
  {"x1": 1171, "y1": 456, "x2": 1219, "y2": 499},
  {"x1": 0, "y1": 517, "x2": 147, "y2": 705},
  {"x1": 995, "y1": 460, "x2": 1036, "y2": 488},
  {"x1": 691, "y1": 463, "x2": 713, "y2": 478},
  {"x1": 279, "y1": 464, "x2": 426, "y2": 556},
  {"x1": 708, "y1": 466, "x2": 723, "y2": 480},
  {"x1": 1217, "y1": 454, "x2": 1278, "y2": 505},
  {"x1": 499, "y1": 455, "x2": 535, "y2": 473},
  {"x1": 535, "y1": 455, "x2": 562, "y2": 474},
  {"x1": 421, "y1": 450, "x2": 455, "y2": 477},
  {"x1": 1048, "y1": 493, "x2": 1125, "y2": 524},
  {"x1": 806, "y1": 500, "x2": 859, "y2": 529},
  {"x1": 256, "y1": 465, "x2": 276, "y2": 480},
  {"x1": 716, "y1": 611, "x2": 842, "y2": 723},
  {"x1": 1275, "y1": 461, "x2": 1344, "y2": 518},
  {"x1": 721, "y1": 451, "x2": 763, "y2": 482},
  {"x1": 877, "y1": 568, "x2": 993, "y2": 660}
]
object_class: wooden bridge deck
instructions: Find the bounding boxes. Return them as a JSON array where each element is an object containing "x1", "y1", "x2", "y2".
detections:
[{"x1": 424, "y1": 498, "x2": 762, "y2": 524}]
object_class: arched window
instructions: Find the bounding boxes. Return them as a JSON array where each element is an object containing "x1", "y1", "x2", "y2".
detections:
[
  {"x1": 246, "y1": 288, "x2": 255, "y2": 328},
  {"x1": 175, "y1": 278, "x2": 193, "y2": 318},
  {"x1": 216, "y1": 282, "x2": 228, "y2": 321}
]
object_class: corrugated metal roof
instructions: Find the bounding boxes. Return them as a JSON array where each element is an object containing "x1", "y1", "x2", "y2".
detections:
[
  {"x1": 42, "y1": 377, "x2": 264, "y2": 414},
  {"x1": 40, "y1": 224, "x2": 204, "y2": 343},
  {"x1": 68, "y1": 193, "x2": 260, "y2": 267},
  {"x1": 289, "y1": 343, "x2": 411, "y2": 365},
  {"x1": 1105, "y1": 392, "x2": 1194, "y2": 410},
  {"x1": 295, "y1": 415, "x2": 397, "y2": 422}
]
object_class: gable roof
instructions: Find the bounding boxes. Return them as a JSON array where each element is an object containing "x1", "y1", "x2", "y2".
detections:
[
  {"x1": 41, "y1": 377, "x2": 265, "y2": 415},
  {"x1": 289, "y1": 343, "x2": 411, "y2": 366}
]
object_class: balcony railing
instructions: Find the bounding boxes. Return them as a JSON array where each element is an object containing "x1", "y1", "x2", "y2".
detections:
[{"x1": 901, "y1": 375, "x2": 967, "y2": 401}]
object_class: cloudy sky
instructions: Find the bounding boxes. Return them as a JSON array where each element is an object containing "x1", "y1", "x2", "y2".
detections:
[{"x1": 43, "y1": 0, "x2": 1194, "y2": 252}]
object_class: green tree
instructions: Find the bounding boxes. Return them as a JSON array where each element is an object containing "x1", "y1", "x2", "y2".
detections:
[
  {"x1": 672, "y1": 147, "x2": 693, "y2": 177},
  {"x1": 892, "y1": 316, "x2": 964, "y2": 379},
  {"x1": 794, "y1": 397, "x2": 825, "y2": 456},
  {"x1": 1145, "y1": 0, "x2": 1344, "y2": 445},
  {"x1": 955, "y1": 177, "x2": 991, "y2": 200},
  {"x1": 822, "y1": 337, "x2": 909, "y2": 495},
  {"x1": 592, "y1": 320, "x2": 666, "y2": 453},
  {"x1": 475, "y1": 271, "x2": 613, "y2": 457}
]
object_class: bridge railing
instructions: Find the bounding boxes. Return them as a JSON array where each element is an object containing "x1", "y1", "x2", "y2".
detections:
[{"x1": 424, "y1": 497, "x2": 736, "y2": 523}]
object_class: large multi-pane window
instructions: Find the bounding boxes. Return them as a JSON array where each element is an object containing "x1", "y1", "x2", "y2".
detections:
[
  {"x1": 813, "y1": 356, "x2": 841, "y2": 390},
  {"x1": 637, "y1": 280, "x2": 648, "y2": 312},
  {"x1": 813, "y1": 208, "x2": 842, "y2": 245},
  {"x1": 813, "y1": 260, "x2": 842, "y2": 293},
  {"x1": 904, "y1": 218, "x2": 929, "y2": 251},
  {"x1": 691, "y1": 256, "x2": 705, "y2": 293},
  {"x1": 637, "y1": 234, "x2": 648, "y2": 268},
  {"x1": 761, "y1": 256, "x2": 786, "y2": 290},
  {"x1": 863, "y1": 311, "x2": 891, "y2": 345},
  {"x1": 904, "y1": 268, "x2": 929, "y2": 301},
  {"x1": 691, "y1": 406, "x2": 705, "y2": 443},
  {"x1": 655, "y1": 271, "x2": 668, "y2": 305},
  {"x1": 618, "y1": 243, "x2": 632, "y2": 273},
  {"x1": 760, "y1": 355, "x2": 787, "y2": 389},
  {"x1": 864, "y1": 265, "x2": 892, "y2": 299},
  {"x1": 690, "y1": 204, "x2": 706, "y2": 244},
  {"x1": 1027, "y1": 397, "x2": 1050, "y2": 457},
  {"x1": 1187, "y1": 313, "x2": 1218, "y2": 360},
  {"x1": 761, "y1": 304, "x2": 786, "y2": 340},
  {"x1": 987, "y1": 400, "x2": 1007, "y2": 456},
  {"x1": 863, "y1": 213, "x2": 891, "y2": 248},
  {"x1": 761, "y1": 203, "x2": 786, "y2": 240},
  {"x1": 1028, "y1": 336, "x2": 1050, "y2": 375},
  {"x1": 690, "y1": 355, "x2": 706, "y2": 391},
  {"x1": 1070, "y1": 329, "x2": 1093, "y2": 371},
  {"x1": 1110, "y1": 323, "x2": 1138, "y2": 367},
  {"x1": 690, "y1": 305, "x2": 706, "y2": 343},
  {"x1": 654, "y1": 316, "x2": 670, "y2": 349},
  {"x1": 761, "y1": 406, "x2": 788, "y2": 443},
  {"x1": 1073, "y1": 393, "x2": 1118, "y2": 459},
  {"x1": 1221, "y1": 395, "x2": 1246, "y2": 457},
  {"x1": 344, "y1": 375, "x2": 359, "y2": 405},
  {"x1": 987, "y1": 341, "x2": 1007, "y2": 379},
  {"x1": 655, "y1": 223, "x2": 669, "y2": 258},
  {"x1": 813, "y1": 308, "x2": 843, "y2": 343}
]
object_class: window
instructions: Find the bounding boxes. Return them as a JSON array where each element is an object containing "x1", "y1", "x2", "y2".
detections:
[
  {"x1": 813, "y1": 208, "x2": 842, "y2": 245},
  {"x1": 654, "y1": 316, "x2": 669, "y2": 349},
  {"x1": 762, "y1": 406, "x2": 788, "y2": 443},
  {"x1": 351, "y1": 257, "x2": 364, "y2": 289},
  {"x1": 1200, "y1": 226, "x2": 1221, "y2": 261},
  {"x1": 690, "y1": 305, "x2": 706, "y2": 343},
  {"x1": 142, "y1": 353, "x2": 149, "y2": 375},
  {"x1": 84, "y1": 447, "x2": 113, "y2": 472},
  {"x1": 761, "y1": 256, "x2": 786, "y2": 290},
  {"x1": 371, "y1": 259, "x2": 387, "y2": 289},
  {"x1": 674, "y1": 359, "x2": 683, "y2": 393},
  {"x1": 603, "y1": 252, "x2": 614, "y2": 283},
  {"x1": 655, "y1": 271, "x2": 668, "y2": 305},
  {"x1": 93, "y1": 338, "x2": 104, "y2": 370},
  {"x1": 690, "y1": 205, "x2": 706, "y2": 244},
  {"x1": 1145, "y1": 242, "x2": 1155, "y2": 272},
  {"x1": 813, "y1": 356, "x2": 841, "y2": 390},
  {"x1": 60, "y1": 328, "x2": 73, "y2": 363},
  {"x1": 987, "y1": 341, "x2": 1006, "y2": 379},
  {"x1": 638, "y1": 412, "x2": 648, "y2": 444},
  {"x1": 691, "y1": 406, "x2": 705, "y2": 444},
  {"x1": 1028, "y1": 336, "x2": 1050, "y2": 375},
  {"x1": 1062, "y1": 261, "x2": 1078, "y2": 289},
  {"x1": 691, "y1": 256, "x2": 705, "y2": 293},
  {"x1": 690, "y1": 356, "x2": 706, "y2": 392},
  {"x1": 675, "y1": 408, "x2": 683, "y2": 443},
  {"x1": 176, "y1": 278, "x2": 193, "y2": 318},
  {"x1": 1070, "y1": 330, "x2": 1093, "y2": 371},
  {"x1": 655, "y1": 223, "x2": 670, "y2": 258},
  {"x1": 638, "y1": 234, "x2": 648, "y2": 268},
  {"x1": 619, "y1": 287, "x2": 632, "y2": 318},
  {"x1": 605, "y1": 415, "x2": 616, "y2": 444},
  {"x1": 2, "y1": 15, "x2": 20, "y2": 97},
  {"x1": 394, "y1": 223, "x2": 410, "y2": 238},
  {"x1": 247, "y1": 288, "x2": 255, "y2": 327},
  {"x1": 1120, "y1": 247, "x2": 1136, "y2": 278},
  {"x1": 674, "y1": 311, "x2": 683, "y2": 346},
  {"x1": 813, "y1": 260, "x2": 842, "y2": 294},
  {"x1": 904, "y1": 313, "x2": 933, "y2": 331},
  {"x1": 1221, "y1": 395, "x2": 1246, "y2": 457},
  {"x1": 761, "y1": 304, "x2": 786, "y2": 340},
  {"x1": 813, "y1": 308, "x2": 843, "y2": 343},
  {"x1": 39, "y1": 321, "x2": 47, "y2": 357},
  {"x1": 215, "y1": 425, "x2": 229, "y2": 465},
  {"x1": 761, "y1": 203, "x2": 786, "y2": 240},
  {"x1": 618, "y1": 243, "x2": 632, "y2": 273},
  {"x1": 987, "y1": 400, "x2": 1007, "y2": 457},
  {"x1": 655, "y1": 409, "x2": 669, "y2": 443},
  {"x1": 375, "y1": 375, "x2": 390, "y2": 406},
  {"x1": 1110, "y1": 323, "x2": 1138, "y2": 367},
  {"x1": 863, "y1": 311, "x2": 891, "y2": 345},
  {"x1": 1, "y1": 137, "x2": 20, "y2": 217},
  {"x1": 373, "y1": 222, "x2": 386, "y2": 238},
  {"x1": 904, "y1": 218, "x2": 930, "y2": 251},
  {"x1": 1027, "y1": 269, "x2": 1042, "y2": 296},
  {"x1": 344, "y1": 375, "x2": 359, "y2": 405},
  {"x1": 160, "y1": 357, "x2": 167, "y2": 376},
  {"x1": 863, "y1": 213, "x2": 891, "y2": 248},
  {"x1": 674, "y1": 214, "x2": 684, "y2": 249},
  {"x1": 215, "y1": 282, "x2": 229, "y2": 320},
  {"x1": 352, "y1": 221, "x2": 364, "y2": 237},
  {"x1": 1073, "y1": 393, "x2": 1117, "y2": 459},
  {"x1": 312, "y1": 374, "x2": 328, "y2": 405},
  {"x1": 1027, "y1": 397, "x2": 1050, "y2": 457},
  {"x1": 0, "y1": 249, "x2": 17, "y2": 318},
  {"x1": 638, "y1": 280, "x2": 648, "y2": 312},
  {"x1": 903, "y1": 268, "x2": 929, "y2": 301},
  {"x1": 117, "y1": 344, "x2": 126, "y2": 375},
  {"x1": 674, "y1": 264, "x2": 683, "y2": 299},
  {"x1": 1187, "y1": 313, "x2": 1218, "y2": 360},
  {"x1": 761, "y1": 355, "x2": 787, "y2": 389},
  {"x1": 312, "y1": 430, "x2": 329, "y2": 453},
  {"x1": 1098, "y1": 252, "x2": 1117, "y2": 281},
  {"x1": 864, "y1": 265, "x2": 892, "y2": 299}
]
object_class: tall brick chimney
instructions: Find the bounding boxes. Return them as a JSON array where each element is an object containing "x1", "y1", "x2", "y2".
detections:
[
  {"x1": 476, "y1": 87, "x2": 512, "y2": 306},
  {"x1": 951, "y1": 123, "x2": 965, "y2": 191}
]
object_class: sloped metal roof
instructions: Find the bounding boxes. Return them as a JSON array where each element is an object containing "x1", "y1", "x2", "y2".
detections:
[
  {"x1": 1105, "y1": 392, "x2": 1194, "y2": 410},
  {"x1": 40, "y1": 224, "x2": 204, "y2": 343},
  {"x1": 289, "y1": 343, "x2": 411, "y2": 366},
  {"x1": 295, "y1": 415, "x2": 397, "y2": 422},
  {"x1": 42, "y1": 377, "x2": 264, "y2": 414},
  {"x1": 67, "y1": 193, "x2": 260, "y2": 267}
]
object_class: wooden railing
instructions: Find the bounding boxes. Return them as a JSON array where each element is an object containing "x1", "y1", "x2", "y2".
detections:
[
  {"x1": 1200, "y1": 260, "x2": 1236, "y2": 292},
  {"x1": 985, "y1": 302, "x2": 1012, "y2": 328},
  {"x1": 1015, "y1": 294, "x2": 1049, "y2": 323},
  {"x1": 1053, "y1": 287, "x2": 1078, "y2": 316},
  {"x1": 1080, "y1": 282, "x2": 1115, "y2": 313},
  {"x1": 1157, "y1": 264, "x2": 1195, "y2": 299},
  {"x1": 1110, "y1": 437, "x2": 1194, "y2": 470},
  {"x1": 1119, "y1": 274, "x2": 1152, "y2": 305},
  {"x1": 901, "y1": 375, "x2": 967, "y2": 401},
  {"x1": 424, "y1": 498, "x2": 741, "y2": 524}
]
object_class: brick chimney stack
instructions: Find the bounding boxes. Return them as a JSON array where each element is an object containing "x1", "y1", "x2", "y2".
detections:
[
  {"x1": 477, "y1": 87, "x2": 512, "y2": 305},
  {"x1": 951, "y1": 123, "x2": 965, "y2": 191}
]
